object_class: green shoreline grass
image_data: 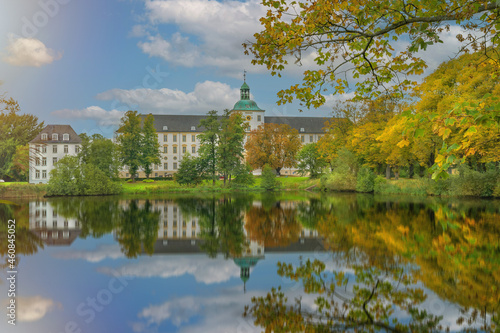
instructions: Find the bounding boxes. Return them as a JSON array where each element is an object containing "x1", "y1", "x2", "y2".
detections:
[{"x1": 0, "y1": 177, "x2": 320, "y2": 198}]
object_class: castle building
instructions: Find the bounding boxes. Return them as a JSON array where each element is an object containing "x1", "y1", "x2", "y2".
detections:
[
  {"x1": 28, "y1": 125, "x2": 82, "y2": 184},
  {"x1": 121, "y1": 80, "x2": 327, "y2": 178}
]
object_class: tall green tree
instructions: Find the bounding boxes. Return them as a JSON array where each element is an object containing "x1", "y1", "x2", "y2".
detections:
[
  {"x1": 0, "y1": 97, "x2": 44, "y2": 180},
  {"x1": 218, "y1": 110, "x2": 246, "y2": 185},
  {"x1": 141, "y1": 113, "x2": 161, "y2": 178},
  {"x1": 117, "y1": 111, "x2": 143, "y2": 182},
  {"x1": 198, "y1": 110, "x2": 220, "y2": 185}
]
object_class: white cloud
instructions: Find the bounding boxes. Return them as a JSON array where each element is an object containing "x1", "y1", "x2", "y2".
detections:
[
  {"x1": 51, "y1": 106, "x2": 124, "y2": 127},
  {"x1": 3, "y1": 36, "x2": 61, "y2": 67},
  {"x1": 96, "y1": 80, "x2": 240, "y2": 114},
  {"x1": 1, "y1": 296, "x2": 60, "y2": 322},
  {"x1": 136, "y1": 0, "x2": 266, "y2": 76},
  {"x1": 97, "y1": 255, "x2": 240, "y2": 284},
  {"x1": 52, "y1": 244, "x2": 124, "y2": 263}
]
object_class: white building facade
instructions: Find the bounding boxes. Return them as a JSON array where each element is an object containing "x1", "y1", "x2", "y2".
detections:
[{"x1": 28, "y1": 125, "x2": 82, "y2": 184}]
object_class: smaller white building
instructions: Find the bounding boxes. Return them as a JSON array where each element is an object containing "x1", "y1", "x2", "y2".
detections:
[{"x1": 29, "y1": 125, "x2": 82, "y2": 184}]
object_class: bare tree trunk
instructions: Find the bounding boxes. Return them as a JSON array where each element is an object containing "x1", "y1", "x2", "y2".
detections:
[{"x1": 385, "y1": 165, "x2": 391, "y2": 180}]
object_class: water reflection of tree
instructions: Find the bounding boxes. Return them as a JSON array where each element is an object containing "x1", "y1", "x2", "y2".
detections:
[
  {"x1": 175, "y1": 195, "x2": 249, "y2": 258},
  {"x1": 245, "y1": 194, "x2": 301, "y2": 247},
  {"x1": 50, "y1": 197, "x2": 119, "y2": 238},
  {"x1": 249, "y1": 196, "x2": 500, "y2": 332},
  {"x1": 0, "y1": 202, "x2": 44, "y2": 270},
  {"x1": 115, "y1": 200, "x2": 160, "y2": 258}
]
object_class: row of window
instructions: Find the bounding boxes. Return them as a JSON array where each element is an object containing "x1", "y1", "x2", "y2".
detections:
[
  {"x1": 35, "y1": 144, "x2": 80, "y2": 154},
  {"x1": 162, "y1": 145, "x2": 196, "y2": 154},
  {"x1": 35, "y1": 210, "x2": 58, "y2": 217},
  {"x1": 300, "y1": 135, "x2": 318, "y2": 143},
  {"x1": 163, "y1": 134, "x2": 197, "y2": 143},
  {"x1": 41, "y1": 133, "x2": 70, "y2": 141},
  {"x1": 34, "y1": 220, "x2": 75, "y2": 228},
  {"x1": 40, "y1": 231, "x2": 70, "y2": 239},
  {"x1": 163, "y1": 126, "x2": 198, "y2": 132},
  {"x1": 35, "y1": 157, "x2": 60, "y2": 167},
  {"x1": 34, "y1": 170, "x2": 47, "y2": 179},
  {"x1": 162, "y1": 220, "x2": 197, "y2": 228},
  {"x1": 163, "y1": 230, "x2": 197, "y2": 238}
]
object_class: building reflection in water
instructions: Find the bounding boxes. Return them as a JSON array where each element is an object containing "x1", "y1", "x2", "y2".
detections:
[
  {"x1": 29, "y1": 198, "x2": 324, "y2": 290},
  {"x1": 29, "y1": 200, "x2": 81, "y2": 246}
]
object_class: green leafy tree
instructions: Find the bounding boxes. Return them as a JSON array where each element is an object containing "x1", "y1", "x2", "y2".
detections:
[
  {"x1": 141, "y1": 113, "x2": 161, "y2": 178},
  {"x1": 296, "y1": 143, "x2": 327, "y2": 178},
  {"x1": 218, "y1": 110, "x2": 246, "y2": 185},
  {"x1": 198, "y1": 110, "x2": 220, "y2": 185},
  {"x1": 260, "y1": 164, "x2": 281, "y2": 191},
  {"x1": 46, "y1": 156, "x2": 121, "y2": 196},
  {"x1": 231, "y1": 163, "x2": 255, "y2": 188},
  {"x1": 79, "y1": 133, "x2": 121, "y2": 179},
  {"x1": 245, "y1": 0, "x2": 500, "y2": 106},
  {"x1": 0, "y1": 97, "x2": 44, "y2": 180},
  {"x1": 175, "y1": 153, "x2": 204, "y2": 185},
  {"x1": 117, "y1": 111, "x2": 143, "y2": 182},
  {"x1": 10, "y1": 144, "x2": 30, "y2": 181}
]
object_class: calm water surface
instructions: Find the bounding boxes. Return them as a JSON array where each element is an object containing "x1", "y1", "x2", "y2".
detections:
[{"x1": 0, "y1": 193, "x2": 498, "y2": 332}]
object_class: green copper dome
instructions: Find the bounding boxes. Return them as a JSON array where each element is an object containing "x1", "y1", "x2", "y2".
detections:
[{"x1": 231, "y1": 81, "x2": 264, "y2": 111}]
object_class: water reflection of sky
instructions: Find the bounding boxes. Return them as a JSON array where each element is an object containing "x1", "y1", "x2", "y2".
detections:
[
  {"x1": 1, "y1": 234, "x2": 468, "y2": 333},
  {"x1": 0, "y1": 232, "x2": 324, "y2": 333}
]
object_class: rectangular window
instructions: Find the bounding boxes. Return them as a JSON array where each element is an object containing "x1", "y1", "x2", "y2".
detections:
[
  {"x1": 154, "y1": 164, "x2": 158, "y2": 170},
  {"x1": 173, "y1": 230, "x2": 177, "y2": 237},
  {"x1": 53, "y1": 211, "x2": 57, "y2": 217},
  {"x1": 163, "y1": 135, "x2": 167, "y2": 142},
  {"x1": 192, "y1": 146, "x2": 196, "y2": 154},
  {"x1": 53, "y1": 221, "x2": 57, "y2": 227},
  {"x1": 63, "y1": 134, "x2": 69, "y2": 141},
  {"x1": 173, "y1": 146, "x2": 177, "y2": 154},
  {"x1": 36, "y1": 158, "x2": 40, "y2": 166},
  {"x1": 53, "y1": 145, "x2": 57, "y2": 153},
  {"x1": 173, "y1": 135, "x2": 177, "y2": 142},
  {"x1": 42, "y1": 158, "x2": 46, "y2": 166},
  {"x1": 257, "y1": 115, "x2": 261, "y2": 121},
  {"x1": 182, "y1": 146, "x2": 186, "y2": 154},
  {"x1": 53, "y1": 157, "x2": 57, "y2": 165},
  {"x1": 52, "y1": 133, "x2": 58, "y2": 140},
  {"x1": 301, "y1": 135, "x2": 305, "y2": 143},
  {"x1": 310, "y1": 135, "x2": 313, "y2": 142},
  {"x1": 173, "y1": 162, "x2": 177, "y2": 170},
  {"x1": 75, "y1": 146, "x2": 80, "y2": 153},
  {"x1": 164, "y1": 146, "x2": 168, "y2": 153},
  {"x1": 35, "y1": 170, "x2": 40, "y2": 179},
  {"x1": 182, "y1": 135, "x2": 186, "y2": 142},
  {"x1": 164, "y1": 163, "x2": 168, "y2": 169},
  {"x1": 42, "y1": 146, "x2": 47, "y2": 153},
  {"x1": 42, "y1": 170, "x2": 47, "y2": 179},
  {"x1": 64, "y1": 145, "x2": 68, "y2": 154},
  {"x1": 191, "y1": 135, "x2": 196, "y2": 142},
  {"x1": 36, "y1": 145, "x2": 40, "y2": 152},
  {"x1": 155, "y1": 172, "x2": 158, "y2": 177}
]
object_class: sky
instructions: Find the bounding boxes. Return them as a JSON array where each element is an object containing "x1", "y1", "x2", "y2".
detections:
[{"x1": 0, "y1": 0, "x2": 467, "y2": 138}]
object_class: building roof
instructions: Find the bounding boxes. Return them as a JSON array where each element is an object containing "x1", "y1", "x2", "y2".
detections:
[
  {"x1": 141, "y1": 114, "x2": 211, "y2": 133},
  {"x1": 30, "y1": 125, "x2": 82, "y2": 144},
  {"x1": 264, "y1": 116, "x2": 328, "y2": 133}
]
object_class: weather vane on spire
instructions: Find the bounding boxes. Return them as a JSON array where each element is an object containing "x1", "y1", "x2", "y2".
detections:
[{"x1": 243, "y1": 69, "x2": 247, "y2": 82}]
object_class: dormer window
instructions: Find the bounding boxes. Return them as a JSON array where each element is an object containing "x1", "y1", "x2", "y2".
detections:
[
  {"x1": 52, "y1": 133, "x2": 58, "y2": 140},
  {"x1": 191, "y1": 126, "x2": 196, "y2": 131},
  {"x1": 163, "y1": 126, "x2": 168, "y2": 131},
  {"x1": 63, "y1": 133, "x2": 69, "y2": 141},
  {"x1": 41, "y1": 133, "x2": 48, "y2": 140},
  {"x1": 300, "y1": 128, "x2": 305, "y2": 132}
]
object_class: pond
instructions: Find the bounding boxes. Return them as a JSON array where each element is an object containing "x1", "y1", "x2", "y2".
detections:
[{"x1": 0, "y1": 193, "x2": 499, "y2": 332}]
